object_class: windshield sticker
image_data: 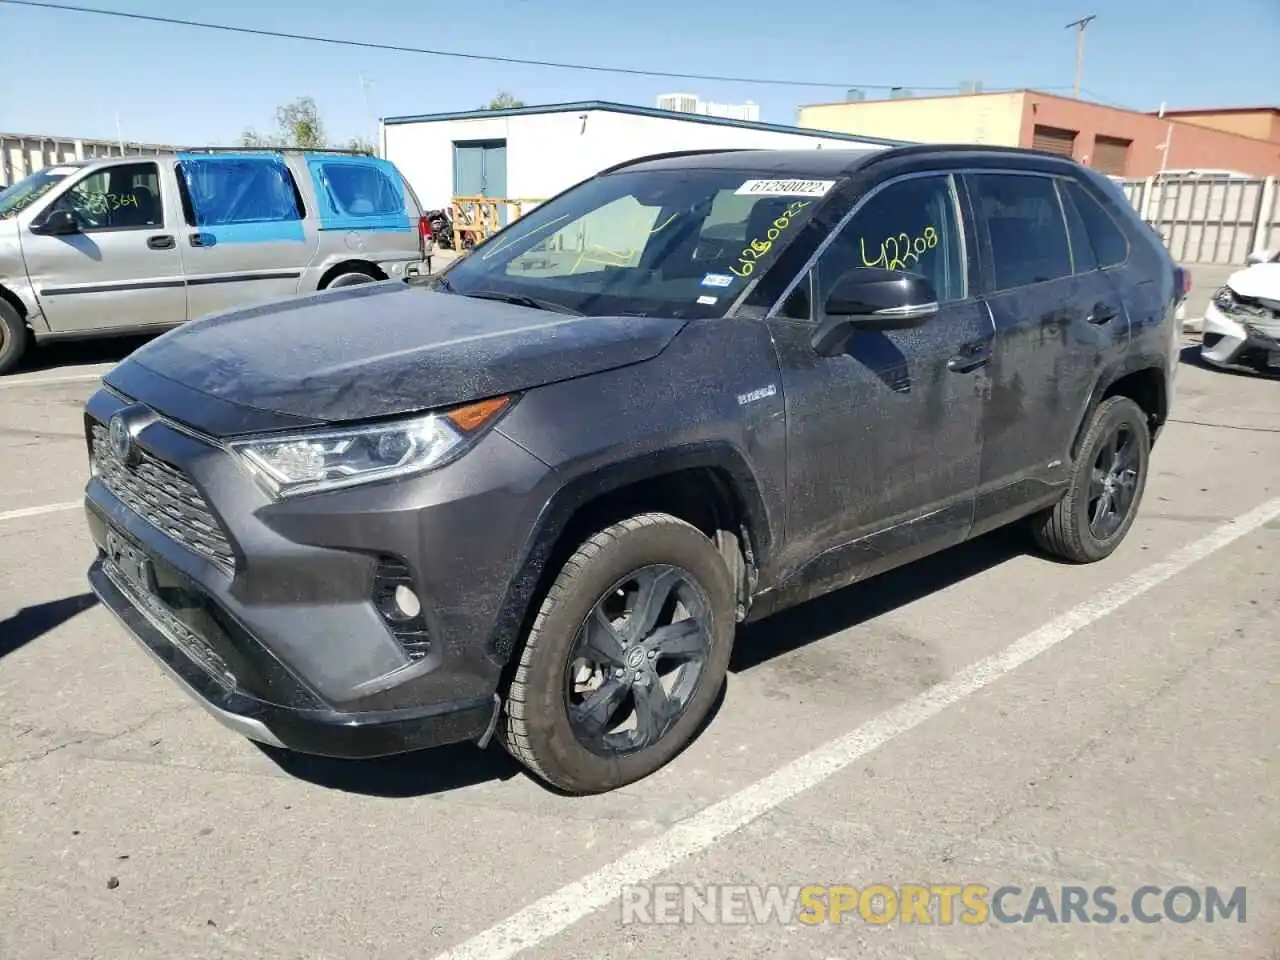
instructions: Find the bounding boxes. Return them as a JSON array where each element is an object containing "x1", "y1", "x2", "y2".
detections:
[
  {"x1": 735, "y1": 179, "x2": 835, "y2": 198},
  {"x1": 701, "y1": 273, "x2": 734, "y2": 288},
  {"x1": 697, "y1": 295, "x2": 719, "y2": 305},
  {"x1": 728, "y1": 200, "x2": 811, "y2": 278},
  {"x1": 860, "y1": 226, "x2": 939, "y2": 271}
]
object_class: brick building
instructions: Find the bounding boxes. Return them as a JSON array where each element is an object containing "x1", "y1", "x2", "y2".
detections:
[{"x1": 796, "y1": 90, "x2": 1280, "y2": 178}]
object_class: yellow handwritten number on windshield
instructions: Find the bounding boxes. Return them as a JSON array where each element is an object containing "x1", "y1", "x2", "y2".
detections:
[
  {"x1": 860, "y1": 225, "x2": 938, "y2": 271},
  {"x1": 728, "y1": 200, "x2": 811, "y2": 278}
]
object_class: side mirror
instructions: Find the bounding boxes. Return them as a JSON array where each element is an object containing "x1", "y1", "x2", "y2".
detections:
[
  {"x1": 32, "y1": 209, "x2": 80, "y2": 236},
  {"x1": 811, "y1": 267, "x2": 939, "y2": 356}
]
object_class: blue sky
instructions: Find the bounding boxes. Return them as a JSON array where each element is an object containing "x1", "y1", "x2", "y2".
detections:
[{"x1": 2, "y1": 0, "x2": 1277, "y2": 147}]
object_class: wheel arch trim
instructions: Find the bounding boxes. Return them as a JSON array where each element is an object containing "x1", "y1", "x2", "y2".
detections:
[{"x1": 484, "y1": 440, "x2": 774, "y2": 663}]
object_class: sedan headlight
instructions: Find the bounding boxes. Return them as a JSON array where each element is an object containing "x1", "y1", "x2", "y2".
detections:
[
  {"x1": 1212, "y1": 285, "x2": 1236, "y2": 312},
  {"x1": 230, "y1": 396, "x2": 511, "y2": 498}
]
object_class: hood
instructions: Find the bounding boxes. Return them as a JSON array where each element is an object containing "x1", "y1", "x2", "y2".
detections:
[
  {"x1": 105, "y1": 281, "x2": 688, "y2": 437},
  {"x1": 1226, "y1": 263, "x2": 1280, "y2": 303}
]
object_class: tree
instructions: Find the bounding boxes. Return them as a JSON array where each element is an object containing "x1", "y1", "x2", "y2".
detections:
[
  {"x1": 346, "y1": 137, "x2": 377, "y2": 156},
  {"x1": 482, "y1": 91, "x2": 525, "y2": 110},
  {"x1": 276, "y1": 96, "x2": 327, "y2": 148},
  {"x1": 241, "y1": 96, "x2": 329, "y2": 148}
]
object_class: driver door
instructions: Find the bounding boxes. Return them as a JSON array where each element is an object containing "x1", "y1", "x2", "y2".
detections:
[
  {"x1": 765, "y1": 172, "x2": 995, "y2": 581},
  {"x1": 22, "y1": 160, "x2": 187, "y2": 334}
]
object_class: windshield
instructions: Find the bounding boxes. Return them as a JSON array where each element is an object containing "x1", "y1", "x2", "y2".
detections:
[
  {"x1": 0, "y1": 167, "x2": 77, "y2": 220},
  {"x1": 439, "y1": 168, "x2": 837, "y2": 318}
]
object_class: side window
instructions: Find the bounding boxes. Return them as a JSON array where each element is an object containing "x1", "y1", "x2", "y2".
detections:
[
  {"x1": 969, "y1": 173, "x2": 1072, "y2": 291},
  {"x1": 50, "y1": 162, "x2": 162, "y2": 230},
  {"x1": 176, "y1": 156, "x2": 304, "y2": 227},
  {"x1": 809, "y1": 174, "x2": 966, "y2": 317},
  {"x1": 317, "y1": 161, "x2": 403, "y2": 218},
  {"x1": 1062, "y1": 180, "x2": 1129, "y2": 269},
  {"x1": 1058, "y1": 179, "x2": 1099, "y2": 273}
]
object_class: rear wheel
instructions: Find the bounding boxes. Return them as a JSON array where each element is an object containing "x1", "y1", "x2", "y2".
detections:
[
  {"x1": 322, "y1": 268, "x2": 379, "y2": 289},
  {"x1": 1032, "y1": 396, "x2": 1151, "y2": 563},
  {"x1": 0, "y1": 300, "x2": 30, "y2": 375},
  {"x1": 500, "y1": 513, "x2": 736, "y2": 794}
]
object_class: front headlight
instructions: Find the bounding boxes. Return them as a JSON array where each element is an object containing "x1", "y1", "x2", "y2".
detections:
[
  {"x1": 230, "y1": 396, "x2": 511, "y2": 498},
  {"x1": 1212, "y1": 285, "x2": 1236, "y2": 312}
]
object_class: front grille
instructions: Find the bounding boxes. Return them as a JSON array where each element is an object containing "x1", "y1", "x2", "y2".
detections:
[{"x1": 91, "y1": 424, "x2": 236, "y2": 573}]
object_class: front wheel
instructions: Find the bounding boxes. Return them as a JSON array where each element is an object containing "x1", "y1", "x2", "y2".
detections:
[
  {"x1": 499, "y1": 513, "x2": 736, "y2": 794},
  {"x1": 1031, "y1": 396, "x2": 1151, "y2": 563},
  {"x1": 0, "y1": 300, "x2": 30, "y2": 375}
]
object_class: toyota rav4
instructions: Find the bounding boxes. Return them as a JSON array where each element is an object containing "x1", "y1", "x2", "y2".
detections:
[{"x1": 82, "y1": 145, "x2": 1183, "y2": 795}]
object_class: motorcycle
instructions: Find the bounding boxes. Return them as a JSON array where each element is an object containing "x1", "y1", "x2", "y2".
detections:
[{"x1": 425, "y1": 208, "x2": 479, "y2": 251}]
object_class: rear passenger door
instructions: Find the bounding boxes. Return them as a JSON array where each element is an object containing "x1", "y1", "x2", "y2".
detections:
[
  {"x1": 173, "y1": 153, "x2": 319, "y2": 322},
  {"x1": 966, "y1": 171, "x2": 1129, "y2": 532}
]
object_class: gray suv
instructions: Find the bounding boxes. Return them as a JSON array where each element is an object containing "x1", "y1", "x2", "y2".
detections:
[
  {"x1": 81, "y1": 145, "x2": 1183, "y2": 795},
  {"x1": 0, "y1": 148, "x2": 432, "y2": 373}
]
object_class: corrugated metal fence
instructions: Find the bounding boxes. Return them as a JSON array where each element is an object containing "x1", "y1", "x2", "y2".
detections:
[
  {"x1": 1117, "y1": 174, "x2": 1279, "y2": 266},
  {"x1": 1, "y1": 132, "x2": 187, "y2": 189}
]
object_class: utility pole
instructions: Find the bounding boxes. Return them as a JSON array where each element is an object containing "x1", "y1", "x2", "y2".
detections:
[
  {"x1": 1065, "y1": 14, "x2": 1097, "y2": 99},
  {"x1": 358, "y1": 72, "x2": 378, "y2": 156}
]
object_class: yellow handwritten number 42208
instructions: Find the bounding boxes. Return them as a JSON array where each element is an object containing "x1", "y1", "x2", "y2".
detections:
[{"x1": 861, "y1": 225, "x2": 938, "y2": 271}]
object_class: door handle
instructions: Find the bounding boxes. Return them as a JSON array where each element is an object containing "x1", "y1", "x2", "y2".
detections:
[
  {"x1": 146, "y1": 234, "x2": 174, "y2": 250},
  {"x1": 1087, "y1": 302, "x2": 1118, "y2": 324},
  {"x1": 948, "y1": 342, "x2": 991, "y2": 373},
  {"x1": 189, "y1": 232, "x2": 215, "y2": 247}
]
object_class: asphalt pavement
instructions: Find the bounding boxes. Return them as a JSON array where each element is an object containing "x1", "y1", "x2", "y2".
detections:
[{"x1": 0, "y1": 337, "x2": 1276, "y2": 960}]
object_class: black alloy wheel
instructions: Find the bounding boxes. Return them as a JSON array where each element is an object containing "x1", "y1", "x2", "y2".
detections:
[{"x1": 563, "y1": 564, "x2": 712, "y2": 757}]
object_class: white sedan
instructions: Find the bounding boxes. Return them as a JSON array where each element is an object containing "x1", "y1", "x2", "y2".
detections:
[{"x1": 1201, "y1": 249, "x2": 1280, "y2": 376}]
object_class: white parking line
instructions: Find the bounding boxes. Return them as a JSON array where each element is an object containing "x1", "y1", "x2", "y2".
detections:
[
  {"x1": 431, "y1": 494, "x2": 1280, "y2": 960},
  {"x1": 0, "y1": 371, "x2": 109, "y2": 389},
  {"x1": 0, "y1": 501, "x2": 82, "y2": 523}
]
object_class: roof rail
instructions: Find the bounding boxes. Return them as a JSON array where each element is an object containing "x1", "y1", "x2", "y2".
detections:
[{"x1": 174, "y1": 145, "x2": 372, "y2": 156}]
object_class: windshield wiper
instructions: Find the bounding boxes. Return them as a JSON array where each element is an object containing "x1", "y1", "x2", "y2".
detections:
[{"x1": 461, "y1": 291, "x2": 582, "y2": 315}]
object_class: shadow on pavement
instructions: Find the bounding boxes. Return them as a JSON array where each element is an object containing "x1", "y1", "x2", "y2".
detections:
[
  {"x1": 257, "y1": 739, "x2": 523, "y2": 798},
  {"x1": 0, "y1": 592, "x2": 99, "y2": 660},
  {"x1": 731, "y1": 526, "x2": 1028, "y2": 673},
  {"x1": 14, "y1": 333, "x2": 160, "y2": 375}
]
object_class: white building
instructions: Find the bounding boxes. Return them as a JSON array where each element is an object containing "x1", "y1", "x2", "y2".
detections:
[
  {"x1": 656, "y1": 93, "x2": 761, "y2": 123},
  {"x1": 381, "y1": 100, "x2": 904, "y2": 212}
]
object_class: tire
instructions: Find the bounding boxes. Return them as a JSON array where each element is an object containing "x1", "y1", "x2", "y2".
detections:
[
  {"x1": 322, "y1": 269, "x2": 379, "y2": 289},
  {"x1": 500, "y1": 512, "x2": 736, "y2": 794},
  {"x1": 0, "y1": 299, "x2": 30, "y2": 376},
  {"x1": 1031, "y1": 396, "x2": 1151, "y2": 563}
]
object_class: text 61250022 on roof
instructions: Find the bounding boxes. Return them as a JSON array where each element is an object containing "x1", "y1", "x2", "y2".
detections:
[
  {"x1": 0, "y1": 148, "x2": 432, "y2": 373},
  {"x1": 81, "y1": 143, "x2": 1184, "y2": 795}
]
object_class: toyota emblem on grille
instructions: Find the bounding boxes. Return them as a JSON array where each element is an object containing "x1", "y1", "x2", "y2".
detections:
[{"x1": 108, "y1": 414, "x2": 137, "y2": 466}]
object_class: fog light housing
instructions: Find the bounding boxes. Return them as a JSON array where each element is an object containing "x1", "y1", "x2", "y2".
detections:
[{"x1": 373, "y1": 557, "x2": 431, "y2": 661}]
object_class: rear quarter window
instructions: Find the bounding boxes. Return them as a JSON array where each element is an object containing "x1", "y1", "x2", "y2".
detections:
[
  {"x1": 308, "y1": 157, "x2": 413, "y2": 232},
  {"x1": 1061, "y1": 179, "x2": 1130, "y2": 269}
]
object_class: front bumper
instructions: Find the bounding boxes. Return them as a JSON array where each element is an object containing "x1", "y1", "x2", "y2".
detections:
[
  {"x1": 1201, "y1": 302, "x2": 1280, "y2": 375},
  {"x1": 82, "y1": 387, "x2": 553, "y2": 758},
  {"x1": 88, "y1": 554, "x2": 499, "y2": 757}
]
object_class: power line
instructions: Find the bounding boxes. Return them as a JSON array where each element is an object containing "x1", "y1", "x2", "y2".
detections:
[{"x1": 1, "y1": 0, "x2": 999, "y2": 93}]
